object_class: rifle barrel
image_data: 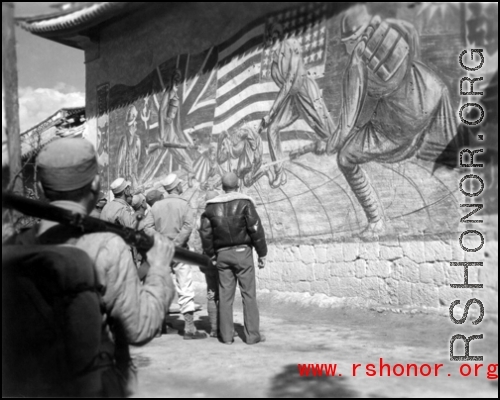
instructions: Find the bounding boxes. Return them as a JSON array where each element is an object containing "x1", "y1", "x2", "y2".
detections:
[{"x1": 2, "y1": 191, "x2": 210, "y2": 268}]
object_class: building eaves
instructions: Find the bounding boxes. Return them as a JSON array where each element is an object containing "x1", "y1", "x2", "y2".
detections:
[{"x1": 16, "y1": 2, "x2": 146, "y2": 50}]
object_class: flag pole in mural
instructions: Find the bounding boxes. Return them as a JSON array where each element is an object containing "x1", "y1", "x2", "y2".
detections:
[{"x1": 100, "y1": 2, "x2": 497, "y2": 242}]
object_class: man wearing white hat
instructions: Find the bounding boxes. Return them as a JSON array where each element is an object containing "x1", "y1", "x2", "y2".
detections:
[
  {"x1": 100, "y1": 177, "x2": 136, "y2": 227},
  {"x1": 151, "y1": 173, "x2": 207, "y2": 340}
]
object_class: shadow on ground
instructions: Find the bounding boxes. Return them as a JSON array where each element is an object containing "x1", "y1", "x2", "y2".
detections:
[{"x1": 269, "y1": 364, "x2": 359, "y2": 398}]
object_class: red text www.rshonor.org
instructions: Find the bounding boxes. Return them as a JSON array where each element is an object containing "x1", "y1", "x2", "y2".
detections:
[{"x1": 297, "y1": 359, "x2": 499, "y2": 379}]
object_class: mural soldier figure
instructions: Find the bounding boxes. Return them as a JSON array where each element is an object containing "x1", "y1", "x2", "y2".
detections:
[
  {"x1": 217, "y1": 125, "x2": 265, "y2": 188},
  {"x1": 117, "y1": 105, "x2": 142, "y2": 188},
  {"x1": 327, "y1": 5, "x2": 458, "y2": 234},
  {"x1": 194, "y1": 143, "x2": 226, "y2": 190},
  {"x1": 142, "y1": 69, "x2": 195, "y2": 186},
  {"x1": 261, "y1": 21, "x2": 336, "y2": 189}
]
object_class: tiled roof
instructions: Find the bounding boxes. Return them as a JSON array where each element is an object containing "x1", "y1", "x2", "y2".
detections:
[{"x1": 16, "y1": 2, "x2": 145, "y2": 49}]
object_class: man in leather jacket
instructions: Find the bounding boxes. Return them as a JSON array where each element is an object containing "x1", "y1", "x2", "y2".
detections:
[{"x1": 199, "y1": 172, "x2": 267, "y2": 345}]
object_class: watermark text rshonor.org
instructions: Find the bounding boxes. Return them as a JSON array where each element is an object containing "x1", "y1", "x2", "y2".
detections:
[{"x1": 449, "y1": 48, "x2": 488, "y2": 362}]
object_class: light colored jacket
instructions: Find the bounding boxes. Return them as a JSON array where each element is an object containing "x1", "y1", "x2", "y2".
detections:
[
  {"x1": 151, "y1": 193, "x2": 194, "y2": 247},
  {"x1": 100, "y1": 198, "x2": 136, "y2": 228},
  {"x1": 23, "y1": 200, "x2": 175, "y2": 395}
]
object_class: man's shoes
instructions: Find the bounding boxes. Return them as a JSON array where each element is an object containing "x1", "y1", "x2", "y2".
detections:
[
  {"x1": 247, "y1": 334, "x2": 266, "y2": 345},
  {"x1": 222, "y1": 340, "x2": 234, "y2": 345},
  {"x1": 211, "y1": 330, "x2": 238, "y2": 339},
  {"x1": 183, "y1": 330, "x2": 208, "y2": 340}
]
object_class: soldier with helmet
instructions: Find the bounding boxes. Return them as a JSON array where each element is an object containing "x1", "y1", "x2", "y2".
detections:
[
  {"x1": 261, "y1": 20, "x2": 336, "y2": 189},
  {"x1": 326, "y1": 4, "x2": 458, "y2": 235}
]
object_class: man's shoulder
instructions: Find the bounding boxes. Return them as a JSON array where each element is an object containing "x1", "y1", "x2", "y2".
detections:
[{"x1": 154, "y1": 195, "x2": 188, "y2": 208}]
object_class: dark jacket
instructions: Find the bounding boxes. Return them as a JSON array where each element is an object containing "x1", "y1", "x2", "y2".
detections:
[{"x1": 199, "y1": 192, "x2": 267, "y2": 258}]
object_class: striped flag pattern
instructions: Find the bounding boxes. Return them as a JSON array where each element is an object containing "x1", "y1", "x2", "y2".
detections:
[{"x1": 213, "y1": 3, "x2": 328, "y2": 138}]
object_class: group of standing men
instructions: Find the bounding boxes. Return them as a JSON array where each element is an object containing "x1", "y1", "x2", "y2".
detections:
[{"x1": 3, "y1": 136, "x2": 268, "y2": 397}]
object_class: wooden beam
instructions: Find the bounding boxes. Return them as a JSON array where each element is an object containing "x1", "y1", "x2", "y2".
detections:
[{"x1": 2, "y1": 2, "x2": 23, "y2": 194}]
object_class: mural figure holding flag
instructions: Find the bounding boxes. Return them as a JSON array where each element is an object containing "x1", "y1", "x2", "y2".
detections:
[
  {"x1": 326, "y1": 5, "x2": 458, "y2": 234},
  {"x1": 261, "y1": 21, "x2": 336, "y2": 189},
  {"x1": 117, "y1": 105, "x2": 141, "y2": 188}
]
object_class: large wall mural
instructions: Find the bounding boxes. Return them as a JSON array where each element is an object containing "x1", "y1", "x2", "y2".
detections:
[{"x1": 97, "y1": 2, "x2": 498, "y2": 243}]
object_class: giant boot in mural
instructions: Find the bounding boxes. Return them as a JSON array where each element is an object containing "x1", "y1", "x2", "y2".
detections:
[{"x1": 324, "y1": 5, "x2": 458, "y2": 236}]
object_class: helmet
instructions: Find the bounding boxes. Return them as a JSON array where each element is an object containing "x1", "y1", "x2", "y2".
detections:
[
  {"x1": 126, "y1": 105, "x2": 138, "y2": 126},
  {"x1": 341, "y1": 5, "x2": 371, "y2": 42}
]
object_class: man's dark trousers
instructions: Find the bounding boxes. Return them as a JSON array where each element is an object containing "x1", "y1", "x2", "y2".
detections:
[{"x1": 216, "y1": 246, "x2": 261, "y2": 344}]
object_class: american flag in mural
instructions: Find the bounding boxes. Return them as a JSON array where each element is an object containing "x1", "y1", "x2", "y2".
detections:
[{"x1": 213, "y1": 2, "x2": 329, "y2": 137}]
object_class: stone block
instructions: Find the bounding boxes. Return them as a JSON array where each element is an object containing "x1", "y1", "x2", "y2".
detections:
[
  {"x1": 327, "y1": 277, "x2": 342, "y2": 296},
  {"x1": 380, "y1": 245, "x2": 404, "y2": 261},
  {"x1": 423, "y1": 240, "x2": 453, "y2": 262},
  {"x1": 385, "y1": 278, "x2": 399, "y2": 305},
  {"x1": 266, "y1": 245, "x2": 276, "y2": 262},
  {"x1": 343, "y1": 242, "x2": 360, "y2": 262},
  {"x1": 359, "y1": 277, "x2": 382, "y2": 302},
  {"x1": 316, "y1": 244, "x2": 329, "y2": 264},
  {"x1": 366, "y1": 260, "x2": 391, "y2": 278},
  {"x1": 291, "y1": 262, "x2": 313, "y2": 282},
  {"x1": 479, "y1": 262, "x2": 498, "y2": 290},
  {"x1": 311, "y1": 280, "x2": 330, "y2": 295},
  {"x1": 398, "y1": 281, "x2": 412, "y2": 306},
  {"x1": 329, "y1": 243, "x2": 345, "y2": 263},
  {"x1": 355, "y1": 259, "x2": 367, "y2": 278},
  {"x1": 359, "y1": 241, "x2": 380, "y2": 260},
  {"x1": 432, "y1": 262, "x2": 447, "y2": 286},
  {"x1": 294, "y1": 281, "x2": 311, "y2": 293},
  {"x1": 401, "y1": 241, "x2": 426, "y2": 263},
  {"x1": 411, "y1": 283, "x2": 438, "y2": 307},
  {"x1": 438, "y1": 285, "x2": 473, "y2": 308},
  {"x1": 446, "y1": 261, "x2": 482, "y2": 287},
  {"x1": 472, "y1": 288, "x2": 498, "y2": 314},
  {"x1": 331, "y1": 261, "x2": 356, "y2": 277},
  {"x1": 419, "y1": 263, "x2": 435, "y2": 284},
  {"x1": 313, "y1": 263, "x2": 330, "y2": 280},
  {"x1": 450, "y1": 238, "x2": 466, "y2": 262},
  {"x1": 391, "y1": 257, "x2": 419, "y2": 283},
  {"x1": 299, "y1": 245, "x2": 316, "y2": 263}
]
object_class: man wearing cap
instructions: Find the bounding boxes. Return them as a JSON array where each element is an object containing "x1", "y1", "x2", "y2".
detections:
[
  {"x1": 325, "y1": 4, "x2": 458, "y2": 235},
  {"x1": 11, "y1": 138, "x2": 176, "y2": 396},
  {"x1": 145, "y1": 189, "x2": 163, "y2": 208},
  {"x1": 150, "y1": 173, "x2": 207, "y2": 340},
  {"x1": 100, "y1": 177, "x2": 137, "y2": 227},
  {"x1": 199, "y1": 172, "x2": 267, "y2": 345},
  {"x1": 131, "y1": 193, "x2": 154, "y2": 233}
]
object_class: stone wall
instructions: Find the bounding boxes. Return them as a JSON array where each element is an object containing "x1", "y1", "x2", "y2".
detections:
[{"x1": 254, "y1": 237, "x2": 498, "y2": 314}]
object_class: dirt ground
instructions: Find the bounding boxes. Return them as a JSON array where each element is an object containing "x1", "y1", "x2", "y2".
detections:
[{"x1": 131, "y1": 290, "x2": 498, "y2": 398}]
